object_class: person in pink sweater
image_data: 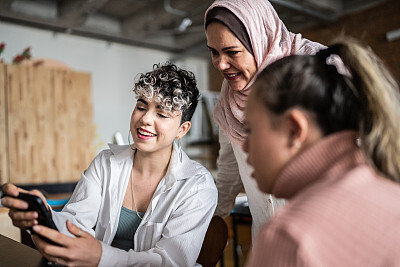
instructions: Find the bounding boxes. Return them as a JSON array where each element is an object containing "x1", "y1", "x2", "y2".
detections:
[{"x1": 243, "y1": 38, "x2": 400, "y2": 266}]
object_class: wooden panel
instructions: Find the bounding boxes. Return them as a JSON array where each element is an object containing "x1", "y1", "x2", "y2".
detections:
[
  {"x1": 69, "y1": 71, "x2": 94, "y2": 180},
  {"x1": 7, "y1": 65, "x2": 54, "y2": 184},
  {"x1": 53, "y1": 69, "x2": 70, "y2": 182},
  {"x1": 7, "y1": 64, "x2": 32, "y2": 184},
  {"x1": 32, "y1": 66, "x2": 56, "y2": 183},
  {"x1": 7, "y1": 64, "x2": 94, "y2": 185},
  {"x1": 0, "y1": 63, "x2": 8, "y2": 185},
  {"x1": 54, "y1": 69, "x2": 94, "y2": 183}
]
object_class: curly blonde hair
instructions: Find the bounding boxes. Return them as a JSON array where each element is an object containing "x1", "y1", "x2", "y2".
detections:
[{"x1": 133, "y1": 63, "x2": 199, "y2": 123}]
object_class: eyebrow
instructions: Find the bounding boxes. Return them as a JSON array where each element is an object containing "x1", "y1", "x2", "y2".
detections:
[
  {"x1": 207, "y1": 45, "x2": 239, "y2": 51},
  {"x1": 137, "y1": 98, "x2": 148, "y2": 105},
  {"x1": 138, "y1": 98, "x2": 169, "y2": 111}
]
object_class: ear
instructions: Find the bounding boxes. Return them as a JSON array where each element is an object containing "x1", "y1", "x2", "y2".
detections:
[
  {"x1": 177, "y1": 121, "x2": 191, "y2": 139},
  {"x1": 286, "y1": 109, "x2": 309, "y2": 149}
]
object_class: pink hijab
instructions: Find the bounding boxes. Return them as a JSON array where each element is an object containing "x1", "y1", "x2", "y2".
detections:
[{"x1": 205, "y1": 0, "x2": 325, "y2": 146}]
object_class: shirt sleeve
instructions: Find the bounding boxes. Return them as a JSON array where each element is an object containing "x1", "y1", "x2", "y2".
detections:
[
  {"x1": 51, "y1": 151, "x2": 105, "y2": 237},
  {"x1": 98, "y1": 173, "x2": 218, "y2": 267},
  {"x1": 214, "y1": 129, "x2": 244, "y2": 218}
]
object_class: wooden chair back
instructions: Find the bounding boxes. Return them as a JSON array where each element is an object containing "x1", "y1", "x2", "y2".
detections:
[{"x1": 197, "y1": 216, "x2": 229, "y2": 267}]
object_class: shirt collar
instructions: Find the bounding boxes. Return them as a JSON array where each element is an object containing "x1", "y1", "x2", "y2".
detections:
[{"x1": 108, "y1": 141, "x2": 203, "y2": 188}]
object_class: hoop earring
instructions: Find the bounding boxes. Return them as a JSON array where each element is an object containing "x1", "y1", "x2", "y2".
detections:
[
  {"x1": 128, "y1": 129, "x2": 135, "y2": 150},
  {"x1": 177, "y1": 137, "x2": 182, "y2": 163}
]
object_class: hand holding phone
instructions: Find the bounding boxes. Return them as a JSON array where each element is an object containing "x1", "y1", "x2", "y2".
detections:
[{"x1": 2, "y1": 192, "x2": 60, "y2": 245}]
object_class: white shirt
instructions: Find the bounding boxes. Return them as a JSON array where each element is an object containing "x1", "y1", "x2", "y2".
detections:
[
  {"x1": 214, "y1": 129, "x2": 285, "y2": 237},
  {"x1": 51, "y1": 142, "x2": 218, "y2": 266}
]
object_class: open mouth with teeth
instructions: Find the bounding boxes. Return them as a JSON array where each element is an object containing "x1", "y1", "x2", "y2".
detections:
[
  {"x1": 137, "y1": 128, "x2": 157, "y2": 137},
  {"x1": 225, "y1": 72, "x2": 240, "y2": 80}
]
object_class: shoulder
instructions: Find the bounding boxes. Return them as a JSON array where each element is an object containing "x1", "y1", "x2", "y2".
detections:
[
  {"x1": 185, "y1": 158, "x2": 214, "y2": 182},
  {"x1": 270, "y1": 164, "x2": 400, "y2": 240},
  {"x1": 90, "y1": 144, "x2": 132, "y2": 168},
  {"x1": 178, "y1": 154, "x2": 217, "y2": 192}
]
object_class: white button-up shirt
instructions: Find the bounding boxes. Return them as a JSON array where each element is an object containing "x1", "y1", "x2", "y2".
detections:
[{"x1": 51, "y1": 141, "x2": 218, "y2": 266}]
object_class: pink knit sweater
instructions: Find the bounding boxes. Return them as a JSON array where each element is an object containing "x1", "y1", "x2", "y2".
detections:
[{"x1": 246, "y1": 131, "x2": 400, "y2": 267}]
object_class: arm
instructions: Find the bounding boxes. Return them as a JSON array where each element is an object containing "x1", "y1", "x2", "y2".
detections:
[
  {"x1": 1, "y1": 165, "x2": 104, "y2": 266},
  {"x1": 1, "y1": 151, "x2": 104, "y2": 236},
  {"x1": 51, "y1": 150, "x2": 106, "y2": 237},
  {"x1": 99, "y1": 173, "x2": 218, "y2": 267},
  {"x1": 214, "y1": 129, "x2": 244, "y2": 218}
]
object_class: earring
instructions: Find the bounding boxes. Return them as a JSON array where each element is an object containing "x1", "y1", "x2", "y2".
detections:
[
  {"x1": 128, "y1": 129, "x2": 135, "y2": 150},
  {"x1": 177, "y1": 137, "x2": 182, "y2": 163},
  {"x1": 356, "y1": 137, "x2": 362, "y2": 147},
  {"x1": 294, "y1": 141, "x2": 301, "y2": 149}
]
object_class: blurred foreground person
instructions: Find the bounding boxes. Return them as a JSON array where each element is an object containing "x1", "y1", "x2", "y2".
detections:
[{"x1": 244, "y1": 38, "x2": 400, "y2": 266}]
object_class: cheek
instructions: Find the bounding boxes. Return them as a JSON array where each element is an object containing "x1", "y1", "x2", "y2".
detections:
[
  {"x1": 243, "y1": 57, "x2": 257, "y2": 77},
  {"x1": 250, "y1": 133, "x2": 282, "y2": 189},
  {"x1": 130, "y1": 114, "x2": 135, "y2": 129},
  {"x1": 131, "y1": 113, "x2": 139, "y2": 126},
  {"x1": 247, "y1": 135, "x2": 264, "y2": 168},
  {"x1": 158, "y1": 121, "x2": 180, "y2": 137},
  {"x1": 247, "y1": 62, "x2": 257, "y2": 78},
  {"x1": 251, "y1": 154, "x2": 273, "y2": 193},
  {"x1": 211, "y1": 57, "x2": 218, "y2": 68}
]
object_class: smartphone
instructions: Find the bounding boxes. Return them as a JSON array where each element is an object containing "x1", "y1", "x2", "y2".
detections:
[{"x1": 2, "y1": 192, "x2": 60, "y2": 245}]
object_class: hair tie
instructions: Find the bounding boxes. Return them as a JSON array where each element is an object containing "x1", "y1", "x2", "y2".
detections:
[{"x1": 316, "y1": 44, "x2": 342, "y2": 64}]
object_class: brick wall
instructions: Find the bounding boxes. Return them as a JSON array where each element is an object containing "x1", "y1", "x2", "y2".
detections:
[{"x1": 302, "y1": 0, "x2": 400, "y2": 81}]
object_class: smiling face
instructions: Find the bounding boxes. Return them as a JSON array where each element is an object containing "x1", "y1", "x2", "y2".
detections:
[
  {"x1": 243, "y1": 89, "x2": 290, "y2": 193},
  {"x1": 206, "y1": 22, "x2": 257, "y2": 91},
  {"x1": 130, "y1": 97, "x2": 190, "y2": 155}
]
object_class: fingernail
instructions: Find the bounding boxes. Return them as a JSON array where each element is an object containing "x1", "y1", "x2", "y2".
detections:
[{"x1": 33, "y1": 225, "x2": 41, "y2": 232}]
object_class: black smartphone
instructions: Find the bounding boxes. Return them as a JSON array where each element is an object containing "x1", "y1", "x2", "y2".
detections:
[{"x1": 2, "y1": 192, "x2": 60, "y2": 245}]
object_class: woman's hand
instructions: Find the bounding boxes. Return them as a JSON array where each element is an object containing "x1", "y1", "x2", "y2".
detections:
[
  {"x1": 1, "y1": 183, "x2": 47, "y2": 229},
  {"x1": 32, "y1": 220, "x2": 102, "y2": 267}
]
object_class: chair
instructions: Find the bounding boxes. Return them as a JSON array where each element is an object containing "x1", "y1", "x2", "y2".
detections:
[
  {"x1": 230, "y1": 197, "x2": 252, "y2": 267},
  {"x1": 197, "y1": 216, "x2": 229, "y2": 267}
]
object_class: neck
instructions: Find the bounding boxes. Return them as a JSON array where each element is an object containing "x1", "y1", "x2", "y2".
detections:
[{"x1": 133, "y1": 145, "x2": 172, "y2": 181}]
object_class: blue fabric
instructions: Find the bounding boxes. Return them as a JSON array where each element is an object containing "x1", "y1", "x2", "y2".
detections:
[{"x1": 48, "y1": 198, "x2": 70, "y2": 212}]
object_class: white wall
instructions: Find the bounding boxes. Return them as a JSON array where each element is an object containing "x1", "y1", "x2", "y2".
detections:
[{"x1": 0, "y1": 22, "x2": 210, "y2": 152}]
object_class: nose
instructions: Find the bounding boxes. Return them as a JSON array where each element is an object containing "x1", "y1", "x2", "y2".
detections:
[
  {"x1": 214, "y1": 55, "x2": 230, "y2": 71},
  {"x1": 140, "y1": 110, "x2": 154, "y2": 125}
]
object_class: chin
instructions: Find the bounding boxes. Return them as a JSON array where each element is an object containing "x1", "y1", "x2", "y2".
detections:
[
  {"x1": 227, "y1": 80, "x2": 247, "y2": 91},
  {"x1": 256, "y1": 180, "x2": 271, "y2": 194},
  {"x1": 230, "y1": 85, "x2": 246, "y2": 91}
]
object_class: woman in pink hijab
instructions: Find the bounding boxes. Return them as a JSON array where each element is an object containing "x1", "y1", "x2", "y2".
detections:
[{"x1": 205, "y1": 0, "x2": 324, "y2": 237}]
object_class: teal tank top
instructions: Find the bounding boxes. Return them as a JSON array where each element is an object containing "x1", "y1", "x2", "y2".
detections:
[{"x1": 111, "y1": 206, "x2": 144, "y2": 251}]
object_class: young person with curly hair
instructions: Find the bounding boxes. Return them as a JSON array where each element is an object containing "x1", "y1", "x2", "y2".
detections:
[{"x1": 2, "y1": 63, "x2": 217, "y2": 266}]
